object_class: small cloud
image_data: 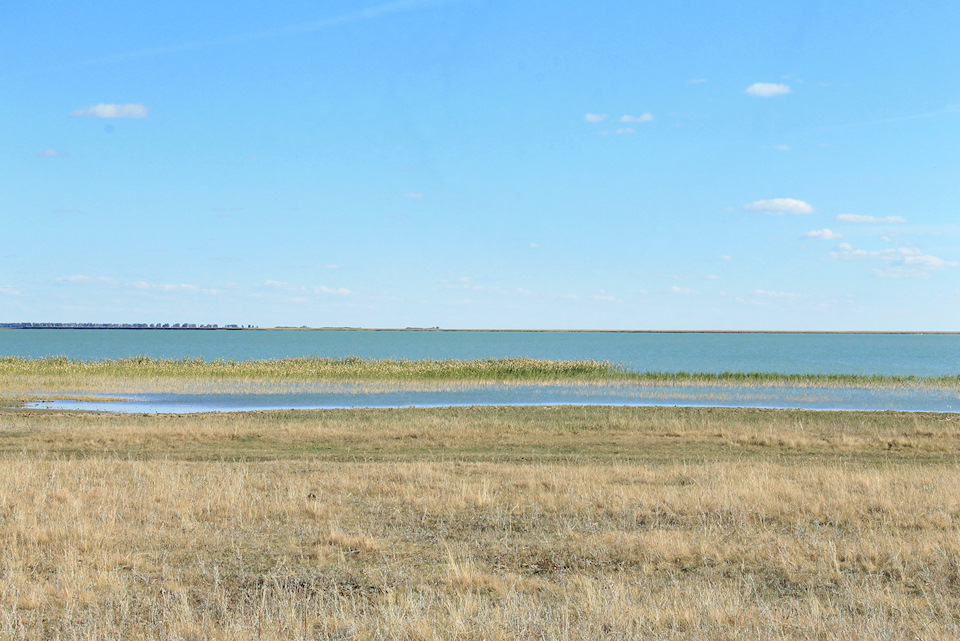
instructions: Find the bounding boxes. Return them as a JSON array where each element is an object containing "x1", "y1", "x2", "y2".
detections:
[
  {"x1": 403, "y1": 192, "x2": 423, "y2": 199},
  {"x1": 322, "y1": 264, "x2": 339, "y2": 270},
  {"x1": 614, "y1": 128, "x2": 635, "y2": 135},
  {"x1": 159, "y1": 283, "x2": 199, "y2": 292},
  {"x1": 835, "y1": 214, "x2": 907, "y2": 224},
  {"x1": 688, "y1": 78, "x2": 708, "y2": 84},
  {"x1": 56, "y1": 275, "x2": 116, "y2": 285},
  {"x1": 804, "y1": 228, "x2": 843, "y2": 240},
  {"x1": 584, "y1": 113, "x2": 608, "y2": 123},
  {"x1": 265, "y1": 280, "x2": 291, "y2": 289},
  {"x1": 754, "y1": 289, "x2": 800, "y2": 298},
  {"x1": 828, "y1": 242, "x2": 957, "y2": 278},
  {"x1": 69, "y1": 103, "x2": 149, "y2": 118},
  {"x1": 130, "y1": 281, "x2": 202, "y2": 293},
  {"x1": 902, "y1": 255, "x2": 956, "y2": 269},
  {"x1": 874, "y1": 260, "x2": 958, "y2": 279},
  {"x1": 0, "y1": 286, "x2": 22, "y2": 296},
  {"x1": 529, "y1": 243, "x2": 540, "y2": 249},
  {"x1": 746, "y1": 82, "x2": 791, "y2": 97},
  {"x1": 705, "y1": 274, "x2": 720, "y2": 280},
  {"x1": 774, "y1": 145, "x2": 791, "y2": 151},
  {"x1": 669, "y1": 286, "x2": 698, "y2": 295},
  {"x1": 593, "y1": 294, "x2": 616, "y2": 302},
  {"x1": 744, "y1": 198, "x2": 814, "y2": 215},
  {"x1": 445, "y1": 277, "x2": 472, "y2": 290},
  {"x1": 719, "y1": 255, "x2": 733, "y2": 261},
  {"x1": 37, "y1": 149, "x2": 66, "y2": 157},
  {"x1": 315, "y1": 286, "x2": 351, "y2": 295},
  {"x1": 620, "y1": 113, "x2": 653, "y2": 123}
]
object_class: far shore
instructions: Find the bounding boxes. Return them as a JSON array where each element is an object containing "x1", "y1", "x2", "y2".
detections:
[{"x1": 3, "y1": 325, "x2": 959, "y2": 334}]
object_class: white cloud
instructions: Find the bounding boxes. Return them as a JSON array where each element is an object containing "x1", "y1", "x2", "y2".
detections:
[
  {"x1": 688, "y1": 78, "x2": 708, "y2": 84},
  {"x1": 719, "y1": 255, "x2": 733, "y2": 261},
  {"x1": 0, "y1": 286, "x2": 22, "y2": 296},
  {"x1": 744, "y1": 198, "x2": 815, "y2": 215},
  {"x1": 529, "y1": 243, "x2": 541, "y2": 249},
  {"x1": 828, "y1": 242, "x2": 957, "y2": 278},
  {"x1": 754, "y1": 289, "x2": 800, "y2": 298},
  {"x1": 902, "y1": 255, "x2": 956, "y2": 269},
  {"x1": 403, "y1": 192, "x2": 423, "y2": 198},
  {"x1": 774, "y1": 145, "x2": 791, "y2": 151},
  {"x1": 874, "y1": 262, "x2": 956, "y2": 279},
  {"x1": 56, "y1": 275, "x2": 117, "y2": 285},
  {"x1": 620, "y1": 113, "x2": 653, "y2": 123},
  {"x1": 441, "y1": 277, "x2": 532, "y2": 297},
  {"x1": 37, "y1": 149, "x2": 66, "y2": 157},
  {"x1": 746, "y1": 83, "x2": 791, "y2": 97},
  {"x1": 613, "y1": 128, "x2": 635, "y2": 135},
  {"x1": 159, "y1": 284, "x2": 199, "y2": 292},
  {"x1": 669, "y1": 286, "x2": 698, "y2": 295},
  {"x1": 584, "y1": 113, "x2": 608, "y2": 123},
  {"x1": 314, "y1": 286, "x2": 351, "y2": 295},
  {"x1": 835, "y1": 214, "x2": 907, "y2": 224},
  {"x1": 130, "y1": 280, "x2": 218, "y2": 294},
  {"x1": 69, "y1": 103, "x2": 149, "y2": 118},
  {"x1": 266, "y1": 280, "x2": 349, "y2": 295},
  {"x1": 805, "y1": 228, "x2": 843, "y2": 240}
]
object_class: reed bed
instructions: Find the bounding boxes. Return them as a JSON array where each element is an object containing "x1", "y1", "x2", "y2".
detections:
[
  {"x1": 0, "y1": 405, "x2": 959, "y2": 638},
  {"x1": 1, "y1": 356, "x2": 958, "y2": 398}
]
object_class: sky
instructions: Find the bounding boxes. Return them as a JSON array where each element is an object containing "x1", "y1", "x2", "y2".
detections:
[{"x1": 3, "y1": 0, "x2": 959, "y2": 330}]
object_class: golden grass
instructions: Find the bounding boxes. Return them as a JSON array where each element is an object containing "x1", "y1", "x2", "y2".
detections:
[{"x1": 0, "y1": 405, "x2": 959, "y2": 638}]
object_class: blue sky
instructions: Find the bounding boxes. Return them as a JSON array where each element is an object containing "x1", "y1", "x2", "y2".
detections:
[{"x1": 3, "y1": 0, "x2": 959, "y2": 330}]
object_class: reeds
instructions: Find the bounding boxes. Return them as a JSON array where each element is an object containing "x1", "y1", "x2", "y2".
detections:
[{"x1": 1, "y1": 355, "x2": 957, "y2": 395}]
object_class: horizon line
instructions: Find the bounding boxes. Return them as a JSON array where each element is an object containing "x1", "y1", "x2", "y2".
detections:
[{"x1": 3, "y1": 324, "x2": 958, "y2": 335}]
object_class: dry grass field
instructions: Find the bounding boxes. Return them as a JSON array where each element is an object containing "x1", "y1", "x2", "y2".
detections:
[{"x1": 1, "y1": 404, "x2": 959, "y2": 639}]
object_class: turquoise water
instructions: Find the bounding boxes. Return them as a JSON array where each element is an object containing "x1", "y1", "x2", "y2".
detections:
[{"x1": 2, "y1": 329, "x2": 960, "y2": 376}]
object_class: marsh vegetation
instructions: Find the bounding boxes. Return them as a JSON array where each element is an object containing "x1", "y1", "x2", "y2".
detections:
[
  {"x1": 1, "y1": 404, "x2": 959, "y2": 638},
  {"x1": 2, "y1": 356, "x2": 959, "y2": 398}
]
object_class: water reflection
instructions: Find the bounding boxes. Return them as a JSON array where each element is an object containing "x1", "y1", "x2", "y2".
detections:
[{"x1": 18, "y1": 383, "x2": 960, "y2": 413}]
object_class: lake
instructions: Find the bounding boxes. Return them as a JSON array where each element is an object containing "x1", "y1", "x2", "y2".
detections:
[
  {"x1": 5, "y1": 329, "x2": 960, "y2": 413},
  {"x1": 2, "y1": 329, "x2": 960, "y2": 376}
]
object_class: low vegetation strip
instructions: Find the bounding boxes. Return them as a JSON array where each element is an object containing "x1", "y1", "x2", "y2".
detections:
[
  {"x1": 1, "y1": 355, "x2": 958, "y2": 391},
  {"x1": 0, "y1": 405, "x2": 959, "y2": 638}
]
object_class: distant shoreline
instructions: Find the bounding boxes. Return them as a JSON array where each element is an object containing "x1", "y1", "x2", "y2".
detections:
[{"x1": 1, "y1": 324, "x2": 958, "y2": 335}]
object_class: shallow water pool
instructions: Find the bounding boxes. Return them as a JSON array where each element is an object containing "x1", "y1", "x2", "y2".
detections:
[{"x1": 16, "y1": 383, "x2": 960, "y2": 414}]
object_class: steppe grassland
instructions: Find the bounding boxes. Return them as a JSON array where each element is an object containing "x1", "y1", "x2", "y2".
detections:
[{"x1": 1, "y1": 405, "x2": 959, "y2": 639}]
